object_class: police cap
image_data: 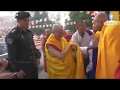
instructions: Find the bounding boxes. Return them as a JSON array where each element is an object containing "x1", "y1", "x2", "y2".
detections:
[{"x1": 15, "y1": 11, "x2": 31, "y2": 19}]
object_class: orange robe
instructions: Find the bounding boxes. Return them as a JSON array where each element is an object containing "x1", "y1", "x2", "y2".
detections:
[{"x1": 96, "y1": 21, "x2": 120, "y2": 79}]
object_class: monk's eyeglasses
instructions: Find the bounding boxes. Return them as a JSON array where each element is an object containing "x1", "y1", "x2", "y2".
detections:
[{"x1": 58, "y1": 32, "x2": 63, "y2": 35}]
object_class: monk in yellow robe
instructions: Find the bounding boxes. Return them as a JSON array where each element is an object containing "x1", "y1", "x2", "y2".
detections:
[
  {"x1": 45, "y1": 24, "x2": 85, "y2": 79},
  {"x1": 96, "y1": 21, "x2": 120, "y2": 79},
  {"x1": 92, "y1": 13, "x2": 120, "y2": 79},
  {"x1": 92, "y1": 13, "x2": 108, "y2": 45},
  {"x1": 86, "y1": 13, "x2": 108, "y2": 79}
]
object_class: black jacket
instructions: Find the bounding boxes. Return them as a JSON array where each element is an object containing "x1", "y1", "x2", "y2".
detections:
[{"x1": 5, "y1": 26, "x2": 41, "y2": 72}]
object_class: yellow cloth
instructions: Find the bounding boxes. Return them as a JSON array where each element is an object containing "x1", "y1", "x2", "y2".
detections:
[
  {"x1": 96, "y1": 21, "x2": 120, "y2": 79},
  {"x1": 45, "y1": 34, "x2": 85, "y2": 79},
  {"x1": 95, "y1": 31, "x2": 101, "y2": 39},
  {"x1": 93, "y1": 31, "x2": 101, "y2": 46}
]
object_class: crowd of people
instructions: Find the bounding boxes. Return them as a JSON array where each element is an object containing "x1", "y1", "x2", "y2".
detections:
[
  {"x1": 41, "y1": 13, "x2": 120, "y2": 79},
  {"x1": 0, "y1": 11, "x2": 120, "y2": 79}
]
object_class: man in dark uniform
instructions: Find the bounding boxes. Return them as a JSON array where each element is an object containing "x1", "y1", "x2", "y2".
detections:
[{"x1": 5, "y1": 11, "x2": 41, "y2": 79}]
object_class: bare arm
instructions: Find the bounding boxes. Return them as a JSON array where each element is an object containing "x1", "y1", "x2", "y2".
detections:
[
  {"x1": 0, "y1": 72, "x2": 13, "y2": 79},
  {"x1": 91, "y1": 34, "x2": 100, "y2": 46},
  {"x1": 48, "y1": 45, "x2": 71, "y2": 59}
]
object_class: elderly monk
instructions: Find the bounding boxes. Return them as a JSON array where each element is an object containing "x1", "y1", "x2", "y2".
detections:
[
  {"x1": 87, "y1": 13, "x2": 108, "y2": 79},
  {"x1": 96, "y1": 21, "x2": 120, "y2": 79},
  {"x1": 45, "y1": 24, "x2": 85, "y2": 79}
]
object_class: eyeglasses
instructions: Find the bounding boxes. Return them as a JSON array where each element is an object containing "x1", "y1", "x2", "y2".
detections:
[{"x1": 58, "y1": 32, "x2": 64, "y2": 35}]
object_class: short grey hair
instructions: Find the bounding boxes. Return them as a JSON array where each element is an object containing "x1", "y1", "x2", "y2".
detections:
[{"x1": 52, "y1": 24, "x2": 63, "y2": 32}]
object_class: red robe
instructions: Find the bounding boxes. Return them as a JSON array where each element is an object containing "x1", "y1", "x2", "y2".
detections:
[
  {"x1": 64, "y1": 34, "x2": 72, "y2": 42},
  {"x1": 114, "y1": 62, "x2": 120, "y2": 79}
]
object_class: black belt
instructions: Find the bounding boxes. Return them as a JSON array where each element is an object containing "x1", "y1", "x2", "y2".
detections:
[
  {"x1": 17, "y1": 55, "x2": 36, "y2": 61},
  {"x1": 17, "y1": 60, "x2": 36, "y2": 64}
]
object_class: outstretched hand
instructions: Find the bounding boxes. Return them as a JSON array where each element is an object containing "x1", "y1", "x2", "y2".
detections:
[
  {"x1": 87, "y1": 45, "x2": 97, "y2": 51},
  {"x1": 86, "y1": 62, "x2": 93, "y2": 73}
]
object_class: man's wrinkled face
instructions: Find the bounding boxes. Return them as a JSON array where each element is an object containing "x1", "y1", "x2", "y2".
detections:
[
  {"x1": 18, "y1": 18, "x2": 30, "y2": 29},
  {"x1": 55, "y1": 27, "x2": 64, "y2": 39},
  {"x1": 58, "y1": 28, "x2": 64, "y2": 39},
  {"x1": 92, "y1": 17, "x2": 102, "y2": 33}
]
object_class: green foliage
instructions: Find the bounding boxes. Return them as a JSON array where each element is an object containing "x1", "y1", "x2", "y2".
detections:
[
  {"x1": 64, "y1": 11, "x2": 92, "y2": 33},
  {"x1": 30, "y1": 11, "x2": 55, "y2": 35}
]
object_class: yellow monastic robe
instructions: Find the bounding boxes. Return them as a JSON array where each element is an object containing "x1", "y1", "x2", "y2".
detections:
[
  {"x1": 95, "y1": 31, "x2": 101, "y2": 39},
  {"x1": 96, "y1": 21, "x2": 120, "y2": 79},
  {"x1": 45, "y1": 34, "x2": 85, "y2": 79},
  {"x1": 92, "y1": 31, "x2": 101, "y2": 46}
]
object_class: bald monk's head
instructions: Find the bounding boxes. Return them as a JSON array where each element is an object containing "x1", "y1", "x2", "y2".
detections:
[
  {"x1": 45, "y1": 29, "x2": 51, "y2": 37},
  {"x1": 75, "y1": 21, "x2": 86, "y2": 34},
  {"x1": 92, "y1": 13, "x2": 108, "y2": 33},
  {"x1": 52, "y1": 24, "x2": 64, "y2": 40}
]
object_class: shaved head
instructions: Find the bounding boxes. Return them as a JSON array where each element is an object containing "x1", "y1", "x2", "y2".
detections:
[
  {"x1": 45, "y1": 29, "x2": 51, "y2": 37},
  {"x1": 94, "y1": 13, "x2": 108, "y2": 23},
  {"x1": 76, "y1": 21, "x2": 86, "y2": 27},
  {"x1": 45, "y1": 29, "x2": 50, "y2": 32},
  {"x1": 75, "y1": 21, "x2": 86, "y2": 34},
  {"x1": 92, "y1": 13, "x2": 108, "y2": 33}
]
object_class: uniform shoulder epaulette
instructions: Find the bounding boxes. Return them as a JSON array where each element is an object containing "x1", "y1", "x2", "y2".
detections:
[
  {"x1": 10, "y1": 27, "x2": 17, "y2": 34},
  {"x1": 11, "y1": 29, "x2": 16, "y2": 33},
  {"x1": 27, "y1": 29, "x2": 32, "y2": 32}
]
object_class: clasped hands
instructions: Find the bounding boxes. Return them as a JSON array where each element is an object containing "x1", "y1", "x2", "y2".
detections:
[{"x1": 68, "y1": 42, "x2": 77, "y2": 50}]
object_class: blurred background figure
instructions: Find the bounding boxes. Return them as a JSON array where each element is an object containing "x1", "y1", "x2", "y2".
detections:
[
  {"x1": 41, "y1": 29, "x2": 51, "y2": 72},
  {"x1": 63, "y1": 30, "x2": 72, "y2": 42}
]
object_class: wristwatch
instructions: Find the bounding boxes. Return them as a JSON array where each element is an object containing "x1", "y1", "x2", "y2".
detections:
[{"x1": 12, "y1": 72, "x2": 19, "y2": 79}]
